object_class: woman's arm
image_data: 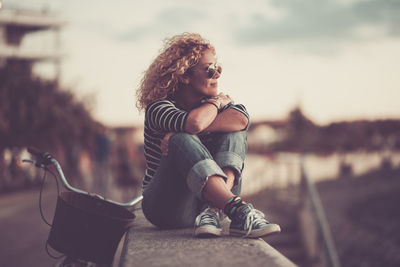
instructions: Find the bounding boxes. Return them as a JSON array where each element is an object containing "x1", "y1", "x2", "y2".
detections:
[
  {"x1": 184, "y1": 94, "x2": 249, "y2": 134},
  {"x1": 184, "y1": 102, "x2": 219, "y2": 134},
  {"x1": 161, "y1": 106, "x2": 247, "y2": 155},
  {"x1": 184, "y1": 93, "x2": 232, "y2": 134},
  {"x1": 202, "y1": 108, "x2": 249, "y2": 133}
]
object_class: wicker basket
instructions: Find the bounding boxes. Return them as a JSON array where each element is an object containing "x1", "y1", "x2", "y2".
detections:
[{"x1": 48, "y1": 191, "x2": 136, "y2": 265}]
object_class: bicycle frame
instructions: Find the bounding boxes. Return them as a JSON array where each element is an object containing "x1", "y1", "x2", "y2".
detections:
[{"x1": 24, "y1": 149, "x2": 143, "y2": 208}]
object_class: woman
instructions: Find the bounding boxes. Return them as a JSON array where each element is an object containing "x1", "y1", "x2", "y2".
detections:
[{"x1": 136, "y1": 33, "x2": 280, "y2": 238}]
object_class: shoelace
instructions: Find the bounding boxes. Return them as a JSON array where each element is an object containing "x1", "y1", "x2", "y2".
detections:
[
  {"x1": 195, "y1": 208, "x2": 219, "y2": 227},
  {"x1": 243, "y1": 209, "x2": 268, "y2": 237}
]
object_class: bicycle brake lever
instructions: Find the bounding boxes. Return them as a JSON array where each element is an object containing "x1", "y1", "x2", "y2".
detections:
[
  {"x1": 22, "y1": 159, "x2": 45, "y2": 168},
  {"x1": 27, "y1": 147, "x2": 53, "y2": 166}
]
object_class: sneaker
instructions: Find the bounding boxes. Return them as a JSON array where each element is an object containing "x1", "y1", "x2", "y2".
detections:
[
  {"x1": 194, "y1": 207, "x2": 222, "y2": 237},
  {"x1": 229, "y1": 203, "x2": 281, "y2": 238}
]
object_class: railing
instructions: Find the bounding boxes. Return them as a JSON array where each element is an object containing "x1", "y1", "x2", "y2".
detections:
[{"x1": 298, "y1": 156, "x2": 341, "y2": 267}]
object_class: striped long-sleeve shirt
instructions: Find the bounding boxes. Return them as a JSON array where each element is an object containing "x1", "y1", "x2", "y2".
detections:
[{"x1": 142, "y1": 98, "x2": 249, "y2": 189}]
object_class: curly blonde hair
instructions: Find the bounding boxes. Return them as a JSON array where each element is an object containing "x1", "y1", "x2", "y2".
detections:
[{"x1": 136, "y1": 33, "x2": 215, "y2": 111}]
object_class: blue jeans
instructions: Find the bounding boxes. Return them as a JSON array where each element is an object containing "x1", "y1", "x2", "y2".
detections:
[{"x1": 142, "y1": 130, "x2": 247, "y2": 229}]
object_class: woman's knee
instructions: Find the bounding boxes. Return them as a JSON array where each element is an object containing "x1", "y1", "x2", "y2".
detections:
[
  {"x1": 168, "y1": 133, "x2": 204, "y2": 154},
  {"x1": 214, "y1": 130, "x2": 247, "y2": 156},
  {"x1": 169, "y1": 132, "x2": 200, "y2": 146},
  {"x1": 224, "y1": 130, "x2": 247, "y2": 142}
]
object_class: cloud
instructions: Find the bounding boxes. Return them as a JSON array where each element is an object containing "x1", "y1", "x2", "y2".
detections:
[
  {"x1": 116, "y1": 6, "x2": 206, "y2": 42},
  {"x1": 232, "y1": 0, "x2": 400, "y2": 45},
  {"x1": 351, "y1": 0, "x2": 400, "y2": 34}
]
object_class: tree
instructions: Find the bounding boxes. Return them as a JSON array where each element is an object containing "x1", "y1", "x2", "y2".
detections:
[
  {"x1": 0, "y1": 61, "x2": 99, "y2": 156},
  {"x1": 285, "y1": 107, "x2": 318, "y2": 152}
]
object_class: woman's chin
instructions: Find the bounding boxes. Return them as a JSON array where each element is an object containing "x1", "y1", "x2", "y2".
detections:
[{"x1": 208, "y1": 89, "x2": 219, "y2": 97}]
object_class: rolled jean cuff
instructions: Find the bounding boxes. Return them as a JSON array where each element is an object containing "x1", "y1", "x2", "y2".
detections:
[
  {"x1": 214, "y1": 151, "x2": 244, "y2": 183},
  {"x1": 187, "y1": 159, "x2": 227, "y2": 200}
]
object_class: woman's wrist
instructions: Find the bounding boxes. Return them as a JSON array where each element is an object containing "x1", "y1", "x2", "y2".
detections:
[
  {"x1": 204, "y1": 99, "x2": 221, "y2": 110},
  {"x1": 209, "y1": 95, "x2": 230, "y2": 109}
]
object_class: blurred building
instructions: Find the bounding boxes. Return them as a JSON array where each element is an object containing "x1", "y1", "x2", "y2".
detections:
[
  {"x1": 247, "y1": 120, "x2": 287, "y2": 153},
  {"x1": 0, "y1": 7, "x2": 66, "y2": 192},
  {"x1": 0, "y1": 7, "x2": 65, "y2": 81},
  {"x1": 109, "y1": 126, "x2": 145, "y2": 188}
]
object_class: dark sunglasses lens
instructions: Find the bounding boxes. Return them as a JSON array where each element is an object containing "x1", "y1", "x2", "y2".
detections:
[
  {"x1": 207, "y1": 65, "x2": 222, "y2": 78},
  {"x1": 208, "y1": 69, "x2": 215, "y2": 78}
]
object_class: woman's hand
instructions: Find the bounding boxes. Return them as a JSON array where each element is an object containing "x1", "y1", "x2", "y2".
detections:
[
  {"x1": 213, "y1": 93, "x2": 234, "y2": 109},
  {"x1": 184, "y1": 92, "x2": 234, "y2": 134},
  {"x1": 161, "y1": 132, "x2": 175, "y2": 156}
]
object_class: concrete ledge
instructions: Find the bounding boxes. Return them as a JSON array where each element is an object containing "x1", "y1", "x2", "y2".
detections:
[{"x1": 119, "y1": 210, "x2": 297, "y2": 267}]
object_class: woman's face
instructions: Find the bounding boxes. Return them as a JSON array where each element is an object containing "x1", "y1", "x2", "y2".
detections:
[{"x1": 187, "y1": 49, "x2": 220, "y2": 98}]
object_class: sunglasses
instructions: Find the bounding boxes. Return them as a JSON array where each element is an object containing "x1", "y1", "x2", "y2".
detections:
[{"x1": 206, "y1": 63, "x2": 222, "y2": 79}]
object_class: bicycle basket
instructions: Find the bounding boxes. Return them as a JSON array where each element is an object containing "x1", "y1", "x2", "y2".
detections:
[{"x1": 48, "y1": 191, "x2": 136, "y2": 265}]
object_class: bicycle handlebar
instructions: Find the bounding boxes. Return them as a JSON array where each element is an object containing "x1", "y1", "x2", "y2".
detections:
[{"x1": 25, "y1": 147, "x2": 143, "y2": 207}]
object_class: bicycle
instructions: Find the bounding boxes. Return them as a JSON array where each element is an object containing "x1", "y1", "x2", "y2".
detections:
[{"x1": 23, "y1": 147, "x2": 143, "y2": 267}]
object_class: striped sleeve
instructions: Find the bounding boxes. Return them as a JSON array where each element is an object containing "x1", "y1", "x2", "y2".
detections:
[{"x1": 146, "y1": 100, "x2": 188, "y2": 132}]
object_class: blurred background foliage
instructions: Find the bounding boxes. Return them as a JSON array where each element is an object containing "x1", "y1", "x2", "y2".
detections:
[{"x1": 0, "y1": 61, "x2": 98, "y2": 153}]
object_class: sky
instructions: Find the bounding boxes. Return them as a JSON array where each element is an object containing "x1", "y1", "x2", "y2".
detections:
[{"x1": 4, "y1": 0, "x2": 400, "y2": 126}]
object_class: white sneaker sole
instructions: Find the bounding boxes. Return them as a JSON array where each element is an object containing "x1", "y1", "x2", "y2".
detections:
[
  {"x1": 194, "y1": 225, "x2": 222, "y2": 237},
  {"x1": 230, "y1": 223, "x2": 281, "y2": 238}
]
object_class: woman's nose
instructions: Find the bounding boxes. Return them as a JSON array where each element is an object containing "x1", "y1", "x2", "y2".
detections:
[{"x1": 213, "y1": 70, "x2": 221, "y2": 79}]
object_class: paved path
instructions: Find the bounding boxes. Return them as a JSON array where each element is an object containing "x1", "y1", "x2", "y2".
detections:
[{"x1": 0, "y1": 186, "x2": 60, "y2": 267}]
